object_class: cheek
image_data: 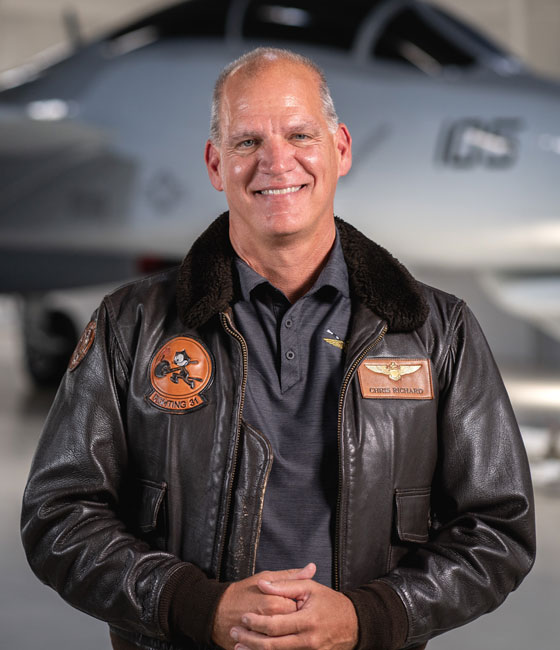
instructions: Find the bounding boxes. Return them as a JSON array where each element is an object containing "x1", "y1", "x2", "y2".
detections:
[
  {"x1": 299, "y1": 149, "x2": 338, "y2": 183},
  {"x1": 222, "y1": 161, "x2": 251, "y2": 195},
  {"x1": 297, "y1": 147, "x2": 333, "y2": 177},
  {"x1": 301, "y1": 151, "x2": 321, "y2": 167},
  {"x1": 227, "y1": 160, "x2": 253, "y2": 184}
]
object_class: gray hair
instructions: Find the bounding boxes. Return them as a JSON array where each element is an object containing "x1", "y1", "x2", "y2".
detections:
[{"x1": 209, "y1": 47, "x2": 339, "y2": 143}]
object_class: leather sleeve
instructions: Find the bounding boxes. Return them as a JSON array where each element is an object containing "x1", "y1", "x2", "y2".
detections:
[
  {"x1": 20, "y1": 301, "x2": 209, "y2": 642},
  {"x1": 381, "y1": 301, "x2": 536, "y2": 648}
]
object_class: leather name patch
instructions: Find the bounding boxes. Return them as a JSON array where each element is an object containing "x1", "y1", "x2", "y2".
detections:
[
  {"x1": 357, "y1": 358, "x2": 433, "y2": 400},
  {"x1": 146, "y1": 336, "x2": 213, "y2": 413}
]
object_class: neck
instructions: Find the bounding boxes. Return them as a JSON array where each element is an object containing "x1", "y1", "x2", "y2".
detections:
[{"x1": 230, "y1": 221, "x2": 336, "y2": 302}]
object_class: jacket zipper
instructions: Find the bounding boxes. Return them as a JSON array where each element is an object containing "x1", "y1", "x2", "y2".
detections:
[
  {"x1": 333, "y1": 322, "x2": 388, "y2": 591},
  {"x1": 250, "y1": 434, "x2": 273, "y2": 575},
  {"x1": 216, "y1": 311, "x2": 249, "y2": 581}
]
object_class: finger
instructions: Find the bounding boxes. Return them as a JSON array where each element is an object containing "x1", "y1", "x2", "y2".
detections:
[
  {"x1": 240, "y1": 611, "x2": 303, "y2": 637},
  {"x1": 257, "y1": 578, "x2": 312, "y2": 600},
  {"x1": 257, "y1": 564, "x2": 315, "y2": 596},
  {"x1": 265, "y1": 563, "x2": 316, "y2": 582},
  {"x1": 292, "y1": 562, "x2": 316, "y2": 579},
  {"x1": 259, "y1": 594, "x2": 299, "y2": 616},
  {"x1": 232, "y1": 625, "x2": 303, "y2": 650}
]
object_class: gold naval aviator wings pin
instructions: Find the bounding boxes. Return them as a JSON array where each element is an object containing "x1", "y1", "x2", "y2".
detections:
[
  {"x1": 323, "y1": 328, "x2": 346, "y2": 350},
  {"x1": 365, "y1": 361, "x2": 422, "y2": 382},
  {"x1": 323, "y1": 337, "x2": 345, "y2": 350}
]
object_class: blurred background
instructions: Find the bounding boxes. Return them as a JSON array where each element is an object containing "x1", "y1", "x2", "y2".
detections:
[{"x1": 1, "y1": 1, "x2": 558, "y2": 648}]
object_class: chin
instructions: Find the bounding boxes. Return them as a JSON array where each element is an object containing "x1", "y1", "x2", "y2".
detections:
[{"x1": 261, "y1": 212, "x2": 312, "y2": 236}]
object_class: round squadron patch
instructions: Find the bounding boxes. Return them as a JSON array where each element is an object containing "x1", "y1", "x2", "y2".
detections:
[
  {"x1": 68, "y1": 320, "x2": 97, "y2": 371},
  {"x1": 146, "y1": 336, "x2": 213, "y2": 413}
]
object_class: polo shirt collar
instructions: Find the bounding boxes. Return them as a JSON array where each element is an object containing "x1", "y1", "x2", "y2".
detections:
[{"x1": 234, "y1": 229, "x2": 349, "y2": 302}]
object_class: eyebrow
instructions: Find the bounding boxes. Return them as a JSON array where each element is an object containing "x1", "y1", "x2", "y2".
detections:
[
  {"x1": 227, "y1": 131, "x2": 260, "y2": 144},
  {"x1": 289, "y1": 120, "x2": 319, "y2": 132}
]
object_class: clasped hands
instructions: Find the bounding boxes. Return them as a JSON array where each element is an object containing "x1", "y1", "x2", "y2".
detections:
[{"x1": 212, "y1": 563, "x2": 358, "y2": 650}]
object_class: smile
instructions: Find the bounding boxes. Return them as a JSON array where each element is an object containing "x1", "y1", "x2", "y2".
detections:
[{"x1": 256, "y1": 185, "x2": 305, "y2": 196}]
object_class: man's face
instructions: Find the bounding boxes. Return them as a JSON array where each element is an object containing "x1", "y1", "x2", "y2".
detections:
[{"x1": 205, "y1": 61, "x2": 352, "y2": 245}]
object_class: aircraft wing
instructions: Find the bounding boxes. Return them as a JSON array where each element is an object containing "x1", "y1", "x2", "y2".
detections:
[
  {"x1": 0, "y1": 106, "x2": 108, "y2": 208},
  {"x1": 0, "y1": 107, "x2": 145, "y2": 292}
]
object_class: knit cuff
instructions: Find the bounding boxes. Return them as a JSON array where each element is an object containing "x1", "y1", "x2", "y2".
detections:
[
  {"x1": 344, "y1": 580, "x2": 408, "y2": 650},
  {"x1": 158, "y1": 564, "x2": 231, "y2": 644}
]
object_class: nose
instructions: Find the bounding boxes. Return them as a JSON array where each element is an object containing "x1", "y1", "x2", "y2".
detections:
[{"x1": 258, "y1": 137, "x2": 296, "y2": 175}]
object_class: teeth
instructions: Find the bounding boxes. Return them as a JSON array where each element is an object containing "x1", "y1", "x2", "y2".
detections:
[{"x1": 259, "y1": 185, "x2": 302, "y2": 195}]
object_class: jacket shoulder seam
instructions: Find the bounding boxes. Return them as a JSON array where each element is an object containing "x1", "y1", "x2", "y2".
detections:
[
  {"x1": 102, "y1": 297, "x2": 132, "y2": 378},
  {"x1": 434, "y1": 298, "x2": 466, "y2": 376}
]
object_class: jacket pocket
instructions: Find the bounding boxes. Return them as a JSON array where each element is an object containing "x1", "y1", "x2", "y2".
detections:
[
  {"x1": 395, "y1": 487, "x2": 431, "y2": 543},
  {"x1": 136, "y1": 478, "x2": 168, "y2": 550},
  {"x1": 387, "y1": 487, "x2": 431, "y2": 571}
]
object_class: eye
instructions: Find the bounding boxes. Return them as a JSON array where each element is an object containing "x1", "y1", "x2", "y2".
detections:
[
  {"x1": 292, "y1": 133, "x2": 309, "y2": 141},
  {"x1": 239, "y1": 139, "x2": 257, "y2": 148}
]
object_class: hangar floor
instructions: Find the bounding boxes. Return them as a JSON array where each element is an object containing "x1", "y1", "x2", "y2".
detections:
[{"x1": 0, "y1": 297, "x2": 558, "y2": 650}]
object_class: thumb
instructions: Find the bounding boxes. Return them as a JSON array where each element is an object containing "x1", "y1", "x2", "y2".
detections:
[
  {"x1": 264, "y1": 563, "x2": 316, "y2": 583},
  {"x1": 284, "y1": 562, "x2": 316, "y2": 580},
  {"x1": 257, "y1": 575, "x2": 313, "y2": 600}
]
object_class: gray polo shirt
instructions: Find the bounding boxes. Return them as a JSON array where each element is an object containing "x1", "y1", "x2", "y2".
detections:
[{"x1": 232, "y1": 232, "x2": 351, "y2": 587}]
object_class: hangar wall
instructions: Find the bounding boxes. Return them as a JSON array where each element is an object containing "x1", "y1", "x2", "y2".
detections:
[{"x1": 1, "y1": 0, "x2": 559, "y2": 78}]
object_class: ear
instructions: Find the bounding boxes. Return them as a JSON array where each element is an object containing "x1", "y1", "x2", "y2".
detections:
[
  {"x1": 205, "y1": 140, "x2": 224, "y2": 191},
  {"x1": 335, "y1": 123, "x2": 352, "y2": 178}
]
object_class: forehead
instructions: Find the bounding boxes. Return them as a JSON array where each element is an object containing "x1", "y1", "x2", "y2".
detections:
[{"x1": 221, "y1": 61, "x2": 324, "y2": 128}]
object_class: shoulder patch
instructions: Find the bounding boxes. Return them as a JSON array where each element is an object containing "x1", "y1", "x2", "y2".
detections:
[
  {"x1": 69, "y1": 320, "x2": 97, "y2": 371},
  {"x1": 146, "y1": 336, "x2": 214, "y2": 413},
  {"x1": 358, "y1": 358, "x2": 433, "y2": 400}
]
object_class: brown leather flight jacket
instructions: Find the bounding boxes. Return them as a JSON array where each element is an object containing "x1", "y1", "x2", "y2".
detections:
[{"x1": 21, "y1": 215, "x2": 535, "y2": 650}]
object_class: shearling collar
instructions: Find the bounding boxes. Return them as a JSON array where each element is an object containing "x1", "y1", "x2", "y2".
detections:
[{"x1": 177, "y1": 212, "x2": 429, "y2": 332}]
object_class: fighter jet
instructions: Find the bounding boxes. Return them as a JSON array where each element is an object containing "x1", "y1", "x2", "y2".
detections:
[{"x1": 1, "y1": 0, "x2": 560, "y2": 383}]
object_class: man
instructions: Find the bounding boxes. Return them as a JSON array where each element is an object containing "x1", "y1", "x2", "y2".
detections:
[{"x1": 22, "y1": 48, "x2": 535, "y2": 650}]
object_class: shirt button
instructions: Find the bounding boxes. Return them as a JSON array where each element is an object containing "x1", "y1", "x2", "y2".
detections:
[
  {"x1": 285, "y1": 319, "x2": 293, "y2": 328},
  {"x1": 286, "y1": 350, "x2": 296, "y2": 360}
]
